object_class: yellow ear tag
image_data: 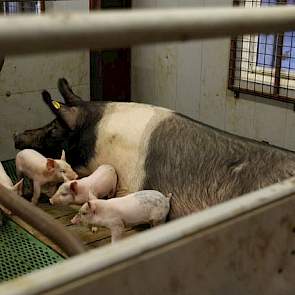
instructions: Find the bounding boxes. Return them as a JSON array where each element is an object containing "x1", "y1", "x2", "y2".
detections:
[{"x1": 52, "y1": 101, "x2": 61, "y2": 109}]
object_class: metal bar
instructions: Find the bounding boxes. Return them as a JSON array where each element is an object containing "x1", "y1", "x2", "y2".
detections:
[
  {"x1": 228, "y1": 38, "x2": 238, "y2": 91},
  {"x1": 0, "y1": 183, "x2": 86, "y2": 257},
  {"x1": 273, "y1": 32, "x2": 284, "y2": 96},
  {"x1": 228, "y1": 0, "x2": 240, "y2": 91},
  {"x1": 1, "y1": 176, "x2": 295, "y2": 295},
  {"x1": 0, "y1": 6, "x2": 295, "y2": 55},
  {"x1": 273, "y1": 0, "x2": 287, "y2": 96}
]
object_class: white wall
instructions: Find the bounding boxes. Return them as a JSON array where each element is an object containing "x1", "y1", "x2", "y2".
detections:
[
  {"x1": 132, "y1": 0, "x2": 295, "y2": 151},
  {"x1": 0, "y1": 0, "x2": 89, "y2": 160}
]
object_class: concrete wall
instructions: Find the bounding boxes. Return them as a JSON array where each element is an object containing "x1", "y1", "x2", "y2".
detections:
[
  {"x1": 131, "y1": 0, "x2": 295, "y2": 152},
  {"x1": 0, "y1": 0, "x2": 89, "y2": 160}
]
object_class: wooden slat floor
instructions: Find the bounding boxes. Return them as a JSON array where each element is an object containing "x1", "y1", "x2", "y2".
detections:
[{"x1": 9, "y1": 202, "x2": 148, "y2": 257}]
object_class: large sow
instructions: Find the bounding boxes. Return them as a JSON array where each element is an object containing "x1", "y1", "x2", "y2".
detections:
[{"x1": 14, "y1": 79, "x2": 295, "y2": 219}]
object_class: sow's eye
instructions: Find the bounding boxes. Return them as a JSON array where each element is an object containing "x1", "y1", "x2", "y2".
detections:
[{"x1": 60, "y1": 169, "x2": 65, "y2": 173}]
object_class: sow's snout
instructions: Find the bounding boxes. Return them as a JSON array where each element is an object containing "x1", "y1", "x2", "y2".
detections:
[
  {"x1": 13, "y1": 130, "x2": 38, "y2": 150},
  {"x1": 13, "y1": 120, "x2": 68, "y2": 159}
]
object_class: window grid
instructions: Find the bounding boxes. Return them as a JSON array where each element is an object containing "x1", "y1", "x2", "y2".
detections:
[
  {"x1": 228, "y1": 0, "x2": 295, "y2": 104},
  {"x1": 2, "y1": 1, "x2": 44, "y2": 15}
]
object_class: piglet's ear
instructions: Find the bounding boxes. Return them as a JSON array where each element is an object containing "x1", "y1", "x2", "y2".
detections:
[
  {"x1": 47, "y1": 159, "x2": 55, "y2": 172},
  {"x1": 13, "y1": 178, "x2": 24, "y2": 196},
  {"x1": 70, "y1": 181, "x2": 78, "y2": 195},
  {"x1": 60, "y1": 149, "x2": 66, "y2": 161},
  {"x1": 42, "y1": 90, "x2": 79, "y2": 131},
  {"x1": 87, "y1": 201, "x2": 96, "y2": 214}
]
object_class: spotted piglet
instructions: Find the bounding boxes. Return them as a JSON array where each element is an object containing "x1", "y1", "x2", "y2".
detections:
[
  {"x1": 49, "y1": 164, "x2": 117, "y2": 206},
  {"x1": 71, "y1": 190, "x2": 171, "y2": 243},
  {"x1": 15, "y1": 149, "x2": 78, "y2": 205}
]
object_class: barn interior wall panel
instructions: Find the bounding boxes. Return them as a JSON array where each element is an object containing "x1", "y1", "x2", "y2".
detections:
[
  {"x1": 0, "y1": 0, "x2": 90, "y2": 161},
  {"x1": 131, "y1": 0, "x2": 295, "y2": 151}
]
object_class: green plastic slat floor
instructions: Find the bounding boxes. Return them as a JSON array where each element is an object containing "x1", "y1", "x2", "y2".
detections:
[{"x1": 0, "y1": 160, "x2": 64, "y2": 282}]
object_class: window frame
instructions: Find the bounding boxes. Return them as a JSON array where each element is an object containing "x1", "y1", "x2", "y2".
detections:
[{"x1": 228, "y1": 0, "x2": 295, "y2": 104}]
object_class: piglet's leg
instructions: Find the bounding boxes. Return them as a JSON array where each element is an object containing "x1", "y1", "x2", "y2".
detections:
[
  {"x1": 110, "y1": 221, "x2": 124, "y2": 243},
  {"x1": 91, "y1": 226, "x2": 98, "y2": 233},
  {"x1": 31, "y1": 181, "x2": 41, "y2": 205}
]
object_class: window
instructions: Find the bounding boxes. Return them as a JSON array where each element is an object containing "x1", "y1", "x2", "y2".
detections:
[
  {"x1": 1, "y1": 1, "x2": 44, "y2": 15},
  {"x1": 228, "y1": 0, "x2": 295, "y2": 103}
]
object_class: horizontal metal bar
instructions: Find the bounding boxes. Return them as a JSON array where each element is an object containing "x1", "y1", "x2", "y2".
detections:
[
  {"x1": 1, "y1": 176, "x2": 295, "y2": 295},
  {"x1": 0, "y1": 6, "x2": 295, "y2": 55}
]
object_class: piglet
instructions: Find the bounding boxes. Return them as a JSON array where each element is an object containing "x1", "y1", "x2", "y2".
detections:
[
  {"x1": 0, "y1": 162, "x2": 23, "y2": 215},
  {"x1": 0, "y1": 162, "x2": 23, "y2": 194},
  {"x1": 71, "y1": 190, "x2": 171, "y2": 243},
  {"x1": 15, "y1": 149, "x2": 78, "y2": 205},
  {"x1": 49, "y1": 164, "x2": 117, "y2": 206}
]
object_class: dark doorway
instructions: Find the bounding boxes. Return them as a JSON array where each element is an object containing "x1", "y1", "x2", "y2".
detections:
[{"x1": 90, "y1": 0, "x2": 131, "y2": 102}]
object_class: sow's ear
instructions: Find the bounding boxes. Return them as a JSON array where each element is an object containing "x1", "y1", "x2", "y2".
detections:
[
  {"x1": 42, "y1": 90, "x2": 79, "y2": 131},
  {"x1": 58, "y1": 78, "x2": 82, "y2": 105}
]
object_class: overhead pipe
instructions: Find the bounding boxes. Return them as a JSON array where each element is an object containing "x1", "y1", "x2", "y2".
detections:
[{"x1": 0, "y1": 6, "x2": 294, "y2": 55}]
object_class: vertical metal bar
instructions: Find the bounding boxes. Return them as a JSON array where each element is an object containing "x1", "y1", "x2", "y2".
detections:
[
  {"x1": 273, "y1": 32, "x2": 284, "y2": 96},
  {"x1": 228, "y1": 38, "x2": 238, "y2": 90},
  {"x1": 228, "y1": 0, "x2": 240, "y2": 93},
  {"x1": 273, "y1": 0, "x2": 287, "y2": 96}
]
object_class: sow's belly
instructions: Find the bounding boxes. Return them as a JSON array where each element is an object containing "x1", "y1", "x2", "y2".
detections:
[{"x1": 77, "y1": 102, "x2": 172, "y2": 197}]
